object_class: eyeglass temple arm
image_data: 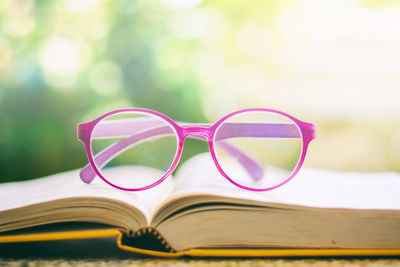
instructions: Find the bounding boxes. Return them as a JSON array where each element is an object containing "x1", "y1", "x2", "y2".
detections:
[
  {"x1": 214, "y1": 123, "x2": 301, "y2": 140},
  {"x1": 79, "y1": 126, "x2": 264, "y2": 184},
  {"x1": 80, "y1": 126, "x2": 171, "y2": 184}
]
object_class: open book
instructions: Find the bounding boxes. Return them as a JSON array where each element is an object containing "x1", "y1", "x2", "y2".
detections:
[{"x1": 1, "y1": 153, "x2": 400, "y2": 257}]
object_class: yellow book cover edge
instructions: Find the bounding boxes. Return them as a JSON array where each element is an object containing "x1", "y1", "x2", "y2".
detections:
[
  {"x1": 115, "y1": 229, "x2": 400, "y2": 257},
  {"x1": 0, "y1": 228, "x2": 121, "y2": 243},
  {"x1": 1, "y1": 228, "x2": 400, "y2": 257}
]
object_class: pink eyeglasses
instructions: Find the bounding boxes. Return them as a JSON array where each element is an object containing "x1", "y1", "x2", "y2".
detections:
[{"x1": 77, "y1": 108, "x2": 316, "y2": 192}]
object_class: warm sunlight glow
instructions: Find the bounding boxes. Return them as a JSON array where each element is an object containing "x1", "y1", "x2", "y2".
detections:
[
  {"x1": 236, "y1": 24, "x2": 273, "y2": 61},
  {"x1": 65, "y1": 0, "x2": 100, "y2": 13},
  {"x1": 159, "y1": 0, "x2": 203, "y2": 10}
]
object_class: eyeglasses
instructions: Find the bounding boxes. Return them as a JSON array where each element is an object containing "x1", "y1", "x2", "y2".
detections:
[{"x1": 77, "y1": 108, "x2": 316, "y2": 192}]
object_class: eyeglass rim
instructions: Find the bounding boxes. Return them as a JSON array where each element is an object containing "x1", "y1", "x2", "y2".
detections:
[
  {"x1": 77, "y1": 108, "x2": 316, "y2": 191},
  {"x1": 210, "y1": 108, "x2": 312, "y2": 192},
  {"x1": 78, "y1": 109, "x2": 182, "y2": 191}
]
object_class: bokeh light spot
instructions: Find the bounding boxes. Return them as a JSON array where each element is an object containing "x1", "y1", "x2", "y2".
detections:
[
  {"x1": 15, "y1": 58, "x2": 36, "y2": 85},
  {"x1": 171, "y1": 8, "x2": 225, "y2": 40},
  {"x1": 40, "y1": 37, "x2": 81, "y2": 75},
  {"x1": 2, "y1": 17, "x2": 35, "y2": 37},
  {"x1": 0, "y1": 43, "x2": 14, "y2": 77},
  {"x1": 44, "y1": 73, "x2": 77, "y2": 91},
  {"x1": 89, "y1": 61, "x2": 123, "y2": 96}
]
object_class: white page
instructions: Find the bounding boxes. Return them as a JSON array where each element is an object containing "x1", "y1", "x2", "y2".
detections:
[
  {"x1": 171, "y1": 153, "x2": 400, "y2": 210},
  {"x1": 0, "y1": 166, "x2": 174, "y2": 225}
]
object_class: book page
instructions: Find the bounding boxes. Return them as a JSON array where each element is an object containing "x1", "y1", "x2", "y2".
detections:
[
  {"x1": 164, "y1": 153, "x2": 400, "y2": 210},
  {"x1": 0, "y1": 166, "x2": 174, "y2": 232},
  {"x1": 150, "y1": 153, "x2": 400, "y2": 251}
]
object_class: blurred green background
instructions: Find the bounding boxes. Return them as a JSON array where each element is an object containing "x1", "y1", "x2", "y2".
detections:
[{"x1": 1, "y1": 0, "x2": 400, "y2": 183}]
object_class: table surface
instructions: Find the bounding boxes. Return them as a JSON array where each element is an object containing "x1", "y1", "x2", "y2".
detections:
[
  {"x1": 1, "y1": 251, "x2": 400, "y2": 266},
  {"x1": 1, "y1": 258, "x2": 400, "y2": 267}
]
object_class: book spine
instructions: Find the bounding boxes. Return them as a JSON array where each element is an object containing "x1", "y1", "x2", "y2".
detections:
[{"x1": 123, "y1": 227, "x2": 176, "y2": 253}]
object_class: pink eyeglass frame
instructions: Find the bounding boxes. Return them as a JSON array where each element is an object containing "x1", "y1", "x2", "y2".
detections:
[{"x1": 77, "y1": 108, "x2": 316, "y2": 192}]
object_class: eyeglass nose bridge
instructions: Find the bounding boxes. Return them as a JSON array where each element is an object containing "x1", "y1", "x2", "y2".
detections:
[{"x1": 181, "y1": 126, "x2": 211, "y2": 140}]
